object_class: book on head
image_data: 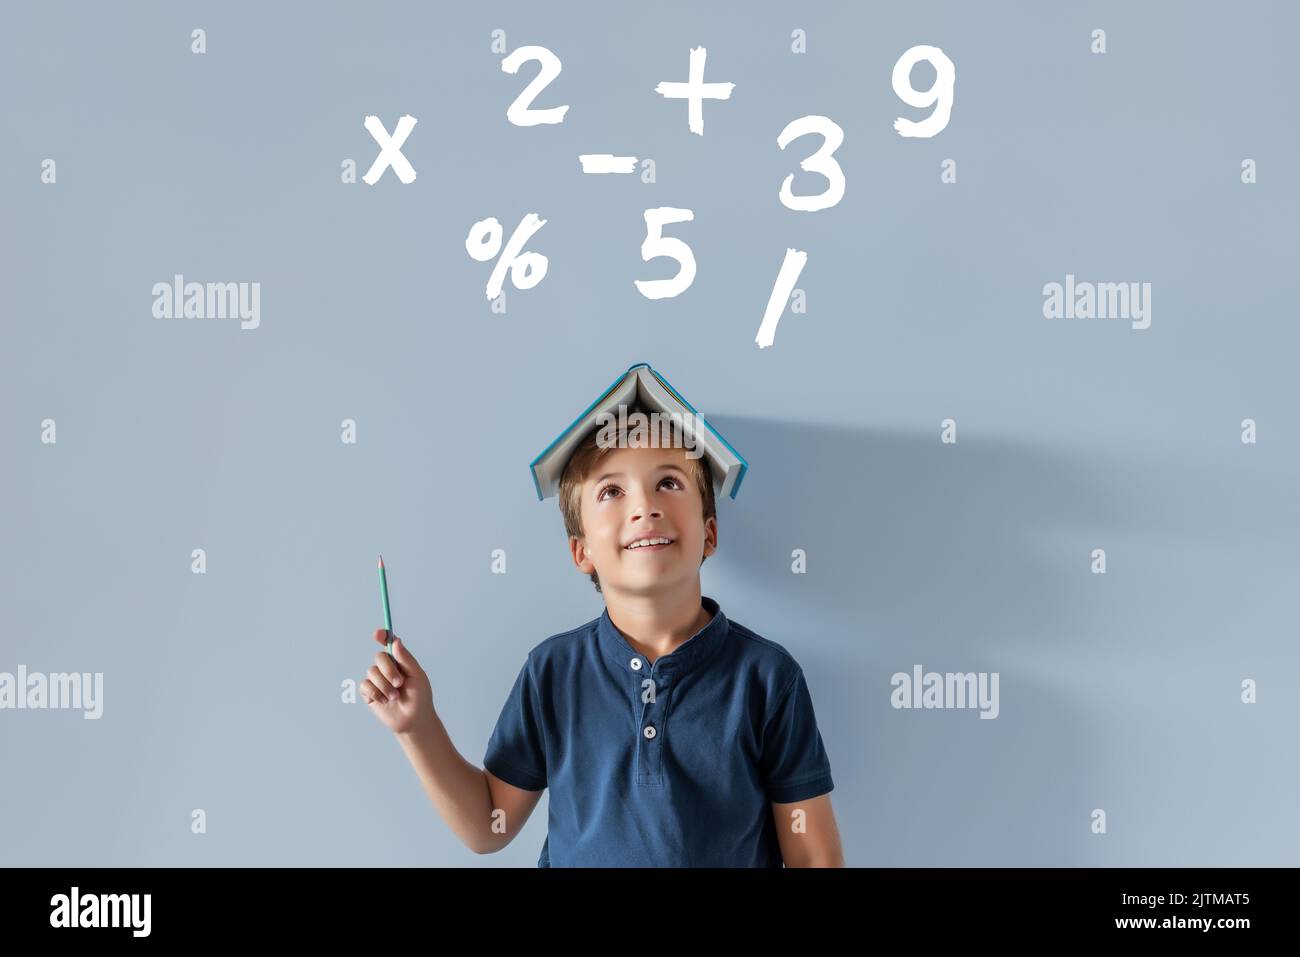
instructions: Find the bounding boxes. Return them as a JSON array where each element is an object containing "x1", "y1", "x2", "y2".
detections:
[{"x1": 529, "y1": 362, "x2": 748, "y2": 502}]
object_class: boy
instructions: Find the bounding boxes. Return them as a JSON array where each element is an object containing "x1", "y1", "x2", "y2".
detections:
[{"x1": 361, "y1": 406, "x2": 843, "y2": 866}]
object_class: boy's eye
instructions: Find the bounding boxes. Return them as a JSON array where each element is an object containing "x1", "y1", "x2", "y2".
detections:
[{"x1": 598, "y1": 477, "x2": 682, "y2": 500}]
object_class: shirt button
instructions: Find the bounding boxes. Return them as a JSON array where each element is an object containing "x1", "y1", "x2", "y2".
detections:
[
  {"x1": 643, "y1": 725, "x2": 656, "y2": 739},
  {"x1": 630, "y1": 658, "x2": 642, "y2": 671}
]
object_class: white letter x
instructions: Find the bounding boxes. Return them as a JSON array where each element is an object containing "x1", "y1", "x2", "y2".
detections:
[{"x1": 362, "y1": 114, "x2": 418, "y2": 185}]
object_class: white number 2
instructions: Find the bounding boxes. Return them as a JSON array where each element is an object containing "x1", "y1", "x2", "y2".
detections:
[{"x1": 502, "y1": 45, "x2": 569, "y2": 126}]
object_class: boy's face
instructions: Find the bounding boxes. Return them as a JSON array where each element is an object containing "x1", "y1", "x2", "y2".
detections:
[{"x1": 570, "y1": 444, "x2": 717, "y2": 597}]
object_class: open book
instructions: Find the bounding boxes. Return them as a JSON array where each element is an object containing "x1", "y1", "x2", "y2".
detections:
[{"x1": 529, "y1": 362, "x2": 748, "y2": 502}]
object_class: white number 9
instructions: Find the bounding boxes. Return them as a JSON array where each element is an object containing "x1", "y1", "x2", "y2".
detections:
[{"x1": 892, "y1": 45, "x2": 955, "y2": 138}]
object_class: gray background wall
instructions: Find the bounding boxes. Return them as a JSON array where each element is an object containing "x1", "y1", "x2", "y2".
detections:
[{"x1": 2, "y1": 1, "x2": 1296, "y2": 866}]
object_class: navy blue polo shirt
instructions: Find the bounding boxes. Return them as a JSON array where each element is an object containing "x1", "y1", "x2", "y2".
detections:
[{"x1": 483, "y1": 595, "x2": 834, "y2": 867}]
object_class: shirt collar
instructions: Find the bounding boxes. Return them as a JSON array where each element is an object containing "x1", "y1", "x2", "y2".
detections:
[{"x1": 597, "y1": 595, "x2": 728, "y2": 675}]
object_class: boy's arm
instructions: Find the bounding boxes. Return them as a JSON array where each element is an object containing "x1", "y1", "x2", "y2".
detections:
[
  {"x1": 396, "y1": 711, "x2": 544, "y2": 855},
  {"x1": 771, "y1": 793, "x2": 845, "y2": 867}
]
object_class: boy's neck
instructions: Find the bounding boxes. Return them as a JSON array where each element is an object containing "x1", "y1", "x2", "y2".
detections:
[{"x1": 603, "y1": 580, "x2": 712, "y2": 665}]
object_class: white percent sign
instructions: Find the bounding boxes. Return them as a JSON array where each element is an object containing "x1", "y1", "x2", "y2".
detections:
[{"x1": 465, "y1": 214, "x2": 549, "y2": 300}]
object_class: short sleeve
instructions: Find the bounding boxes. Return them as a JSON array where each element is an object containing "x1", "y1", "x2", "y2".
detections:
[
  {"x1": 759, "y1": 667, "x2": 834, "y2": 804},
  {"x1": 483, "y1": 657, "x2": 548, "y2": 792}
]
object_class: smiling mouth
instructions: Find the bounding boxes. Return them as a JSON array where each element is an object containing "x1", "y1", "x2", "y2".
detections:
[{"x1": 626, "y1": 538, "x2": 674, "y2": 552}]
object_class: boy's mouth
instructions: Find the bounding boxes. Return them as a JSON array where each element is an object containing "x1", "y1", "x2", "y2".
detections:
[{"x1": 625, "y1": 536, "x2": 674, "y2": 552}]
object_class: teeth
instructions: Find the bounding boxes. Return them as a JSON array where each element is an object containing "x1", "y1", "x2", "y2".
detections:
[{"x1": 627, "y1": 537, "x2": 672, "y2": 549}]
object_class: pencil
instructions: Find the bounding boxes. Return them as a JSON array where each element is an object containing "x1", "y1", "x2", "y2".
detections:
[{"x1": 378, "y1": 554, "x2": 393, "y2": 657}]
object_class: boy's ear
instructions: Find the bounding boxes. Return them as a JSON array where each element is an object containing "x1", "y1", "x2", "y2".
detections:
[
  {"x1": 702, "y1": 516, "x2": 718, "y2": 558},
  {"x1": 570, "y1": 535, "x2": 595, "y2": 574}
]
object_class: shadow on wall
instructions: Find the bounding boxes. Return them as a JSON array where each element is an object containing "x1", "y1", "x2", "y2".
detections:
[
  {"x1": 706, "y1": 413, "x2": 1296, "y2": 651},
  {"x1": 699, "y1": 414, "x2": 1297, "y2": 865}
]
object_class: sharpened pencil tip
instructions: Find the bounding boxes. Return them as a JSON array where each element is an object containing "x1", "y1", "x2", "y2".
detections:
[{"x1": 378, "y1": 554, "x2": 384, "y2": 568}]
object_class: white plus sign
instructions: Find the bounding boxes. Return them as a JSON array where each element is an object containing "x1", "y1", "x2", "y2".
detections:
[{"x1": 654, "y1": 46, "x2": 735, "y2": 136}]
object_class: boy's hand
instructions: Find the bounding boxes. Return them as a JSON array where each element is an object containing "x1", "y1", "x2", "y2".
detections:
[{"x1": 361, "y1": 629, "x2": 433, "y2": 735}]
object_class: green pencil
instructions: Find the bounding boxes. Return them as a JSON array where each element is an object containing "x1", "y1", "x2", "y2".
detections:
[{"x1": 378, "y1": 554, "x2": 393, "y2": 657}]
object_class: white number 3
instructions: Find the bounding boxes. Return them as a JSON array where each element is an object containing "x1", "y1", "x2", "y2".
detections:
[{"x1": 777, "y1": 115, "x2": 845, "y2": 212}]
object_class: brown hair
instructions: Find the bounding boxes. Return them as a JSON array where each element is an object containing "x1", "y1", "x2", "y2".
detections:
[{"x1": 558, "y1": 405, "x2": 717, "y2": 593}]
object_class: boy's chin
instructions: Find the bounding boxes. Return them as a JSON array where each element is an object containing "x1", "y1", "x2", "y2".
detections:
[{"x1": 603, "y1": 566, "x2": 694, "y2": 595}]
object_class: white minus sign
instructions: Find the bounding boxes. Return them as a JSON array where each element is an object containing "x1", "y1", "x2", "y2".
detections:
[{"x1": 579, "y1": 154, "x2": 639, "y2": 174}]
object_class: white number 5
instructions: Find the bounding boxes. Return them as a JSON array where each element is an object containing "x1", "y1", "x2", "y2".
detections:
[{"x1": 634, "y1": 207, "x2": 696, "y2": 300}]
